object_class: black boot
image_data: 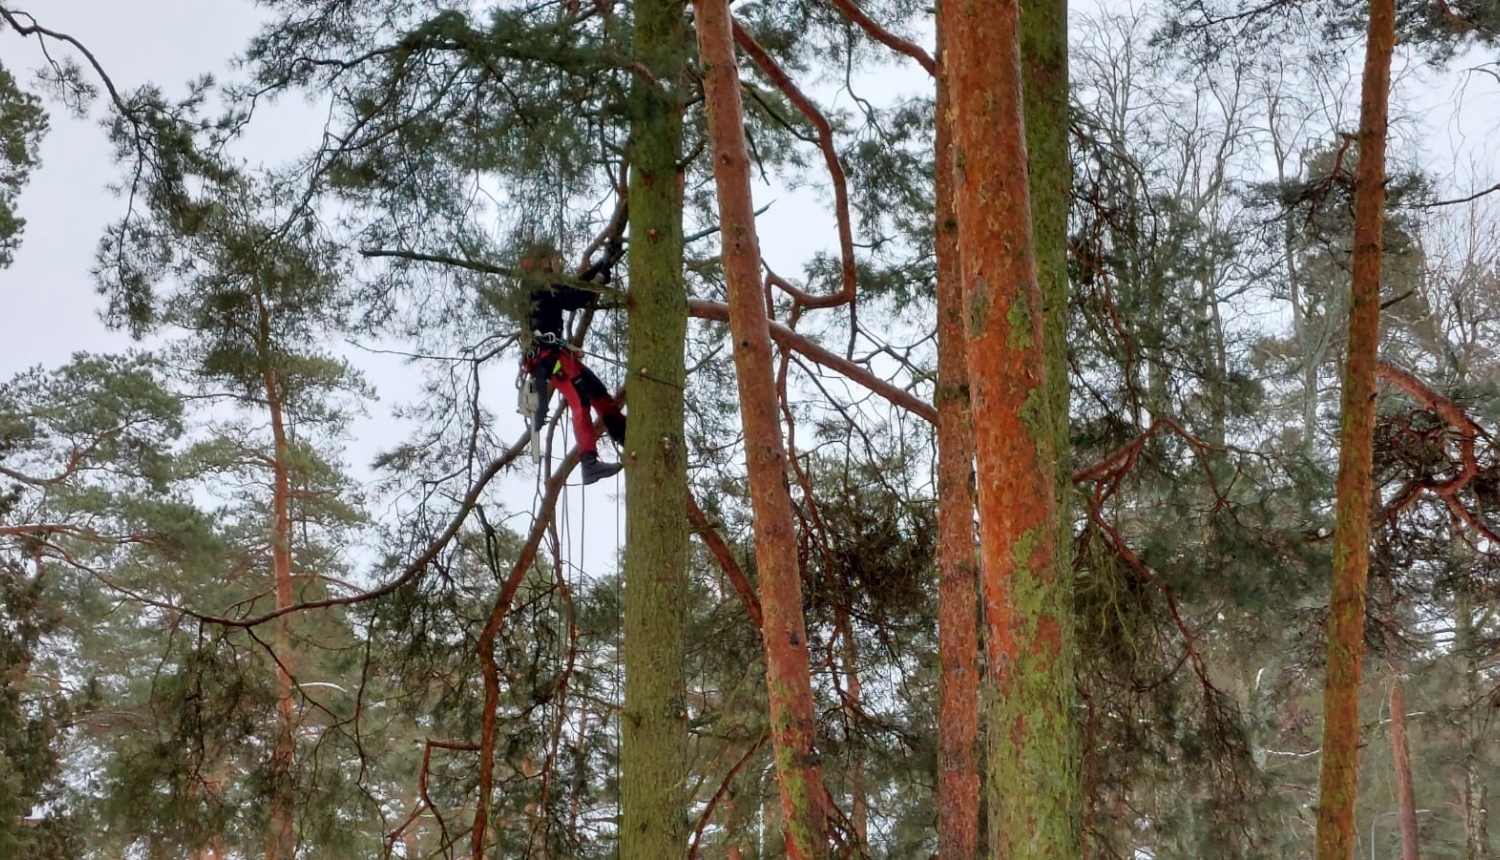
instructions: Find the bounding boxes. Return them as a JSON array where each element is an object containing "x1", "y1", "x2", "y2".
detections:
[
  {"x1": 603, "y1": 413, "x2": 627, "y2": 446},
  {"x1": 580, "y1": 451, "x2": 622, "y2": 485}
]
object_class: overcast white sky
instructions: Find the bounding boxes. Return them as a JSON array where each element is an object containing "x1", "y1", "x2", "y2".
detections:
[{"x1": 3, "y1": 2, "x2": 265, "y2": 375}]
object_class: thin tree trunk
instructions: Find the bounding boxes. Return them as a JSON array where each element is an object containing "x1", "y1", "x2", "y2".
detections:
[
  {"x1": 620, "y1": 0, "x2": 691, "y2": 854},
  {"x1": 1477, "y1": 785, "x2": 1490, "y2": 860},
  {"x1": 1389, "y1": 666, "x2": 1421, "y2": 860},
  {"x1": 264, "y1": 357, "x2": 296, "y2": 860},
  {"x1": 692, "y1": 0, "x2": 829, "y2": 854},
  {"x1": 1457, "y1": 589, "x2": 1486, "y2": 860},
  {"x1": 1312, "y1": 0, "x2": 1395, "y2": 854},
  {"x1": 944, "y1": 0, "x2": 1077, "y2": 853},
  {"x1": 933, "y1": 11, "x2": 981, "y2": 855},
  {"x1": 472, "y1": 455, "x2": 575, "y2": 858},
  {"x1": 836, "y1": 610, "x2": 868, "y2": 847}
]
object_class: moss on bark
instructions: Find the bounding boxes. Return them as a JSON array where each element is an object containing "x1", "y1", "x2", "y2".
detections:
[{"x1": 620, "y1": 1, "x2": 692, "y2": 856}]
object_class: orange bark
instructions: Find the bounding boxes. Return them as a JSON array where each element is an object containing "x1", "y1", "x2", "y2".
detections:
[
  {"x1": 692, "y1": 0, "x2": 829, "y2": 854},
  {"x1": 944, "y1": 0, "x2": 1076, "y2": 853},
  {"x1": 934, "y1": 8, "x2": 981, "y2": 854},
  {"x1": 1313, "y1": 0, "x2": 1396, "y2": 855},
  {"x1": 1390, "y1": 667, "x2": 1421, "y2": 860}
]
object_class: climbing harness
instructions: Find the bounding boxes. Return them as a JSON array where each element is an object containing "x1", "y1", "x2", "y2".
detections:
[{"x1": 517, "y1": 331, "x2": 581, "y2": 463}]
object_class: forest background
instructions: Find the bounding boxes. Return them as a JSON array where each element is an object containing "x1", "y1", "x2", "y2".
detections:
[{"x1": 2, "y1": 0, "x2": 1499, "y2": 857}]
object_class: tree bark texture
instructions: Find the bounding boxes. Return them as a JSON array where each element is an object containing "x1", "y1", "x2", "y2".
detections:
[
  {"x1": 620, "y1": 0, "x2": 692, "y2": 855},
  {"x1": 943, "y1": 0, "x2": 1078, "y2": 855},
  {"x1": 934, "y1": 10, "x2": 981, "y2": 856},
  {"x1": 1022, "y1": 0, "x2": 1073, "y2": 506},
  {"x1": 1389, "y1": 667, "x2": 1421, "y2": 860},
  {"x1": 1021, "y1": 0, "x2": 1082, "y2": 844},
  {"x1": 692, "y1": 0, "x2": 829, "y2": 855},
  {"x1": 1313, "y1": 0, "x2": 1395, "y2": 855}
]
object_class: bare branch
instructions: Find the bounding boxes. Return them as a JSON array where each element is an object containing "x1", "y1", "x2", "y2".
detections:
[
  {"x1": 360, "y1": 247, "x2": 514, "y2": 276},
  {"x1": 0, "y1": 6, "x2": 133, "y2": 113},
  {"x1": 732, "y1": 21, "x2": 858, "y2": 321},
  {"x1": 825, "y1": 0, "x2": 936, "y2": 75},
  {"x1": 472, "y1": 448, "x2": 579, "y2": 860},
  {"x1": 688, "y1": 297, "x2": 936, "y2": 423},
  {"x1": 688, "y1": 733, "x2": 771, "y2": 859},
  {"x1": 687, "y1": 493, "x2": 764, "y2": 628},
  {"x1": 1418, "y1": 182, "x2": 1500, "y2": 209}
]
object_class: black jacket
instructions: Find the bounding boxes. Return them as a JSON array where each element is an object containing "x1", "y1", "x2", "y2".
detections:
[{"x1": 526, "y1": 252, "x2": 616, "y2": 339}]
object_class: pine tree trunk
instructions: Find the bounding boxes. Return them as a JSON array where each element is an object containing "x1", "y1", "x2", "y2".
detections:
[
  {"x1": 1312, "y1": 0, "x2": 1395, "y2": 854},
  {"x1": 836, "y1": 611, "x2": 868, "y2": 847},
  {"x1": 943, "y1": 0, "x2": 1078, "y2": 854},
  {"x1": 620, "y1": 0, "x2": 691, "y2": 855},
  {"x1": 257, "y1": 292, "x2": 297, "y2": 860},
  {"x1": 1022, "y1": 0, "x2": 1073, "y2": 505},
  {"x1": 933, "y1": 12, "x2": 982, "y2": 855},
  {"x1": 692, "y1": 0, "x2": 829, "y2": 854},
  {"x1": 1389, "y1": 666, "x2": 1420, "y2": 860},
  {"x1": 1021, "y1": 0, "x2": 1081, "y2": 843},
  {"x1": 1477, "y1": 785, "x2": 1490, "y2": 860},
  {"x1": 1458, "y1": 590, "x2": 1486, "y2": 860}
]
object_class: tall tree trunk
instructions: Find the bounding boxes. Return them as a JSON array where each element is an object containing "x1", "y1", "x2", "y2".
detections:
[
  {"x1": 692, "y1": 0, "x2": 829, "y2": 854},
  {"x1": 1022, "y1": 0, "x2": 1073, "y2": 499},
  {"x1": 1021, "y1": 0, "x2": 1081, "y2": 845},
  {"x1": 944, "y1": 0, "x2": 1077, "y2": 854},
  {"x1": 1457, "y1": 589, "x2": 1487, "y2": 860},
  {"x1": 1389, "y1": 665, "x2": 1420, "y2": 860},
  {"x1": 1312, "y1": 0, "x2": 1395, "y2": 854},
  {"x1": 933, "y1": 11, "x2": 981, "y2": 855},
  {"x1": 620, "y1": 0, "x2": 691, "y2": 855},
  {"x1": 260, "y1": 318, "x2": 297, "y2": 860}
]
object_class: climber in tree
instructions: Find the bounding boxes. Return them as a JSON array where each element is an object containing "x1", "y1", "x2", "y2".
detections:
[{"x1": 521, "y1": 241, "x2": 628, "y2": 485}]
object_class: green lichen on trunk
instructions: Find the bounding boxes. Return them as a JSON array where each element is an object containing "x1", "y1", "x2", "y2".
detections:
[
  {"x1": 1023, "y1": 0, "x2": 1084, "y2": 847},
  {"x1": 620, "y1": 0, "x2": 692, "y2": 856},
  {"x1": 946, "y1": 0, "x2": 1080, "y2": 851},
  {"x1": 1006, "y1": 287, "x2": 1034, "y2": 350},
  {"x1": 968, "y1": 282, "x2": 991, "y2": 334}
]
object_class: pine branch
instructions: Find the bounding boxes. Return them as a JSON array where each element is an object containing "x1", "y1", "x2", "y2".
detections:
[
  {"x1": 687, "y1": 297, "x2": 937, "y2": 423},
  {"x1": 825, "y1": 0, "x2": 936, "y2": 75},
  {"x1": 472, "y1": 446, "x2": 577, "y2": 860},
  {"x1": 686, "y1": 493, "x2": 764, "y2": 628},
  {"x1": 27, "y1": 433, "x2": 533, "y2": 630},
  {"x1": 732, "y1": 21, "x2": 858, "y2": 323},
  {"x1": 688, "y1": 733, "x2": 772, "y2": 859}
]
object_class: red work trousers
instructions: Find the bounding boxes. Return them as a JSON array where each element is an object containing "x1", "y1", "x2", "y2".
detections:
[{"x1": 528, "y1": 346, "x2": 622, "y2": 455}]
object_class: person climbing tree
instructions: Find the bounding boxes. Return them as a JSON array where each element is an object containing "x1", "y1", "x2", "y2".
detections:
[{"x1": 520, "y1": 241, "x2": 628, "y2": 485}]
